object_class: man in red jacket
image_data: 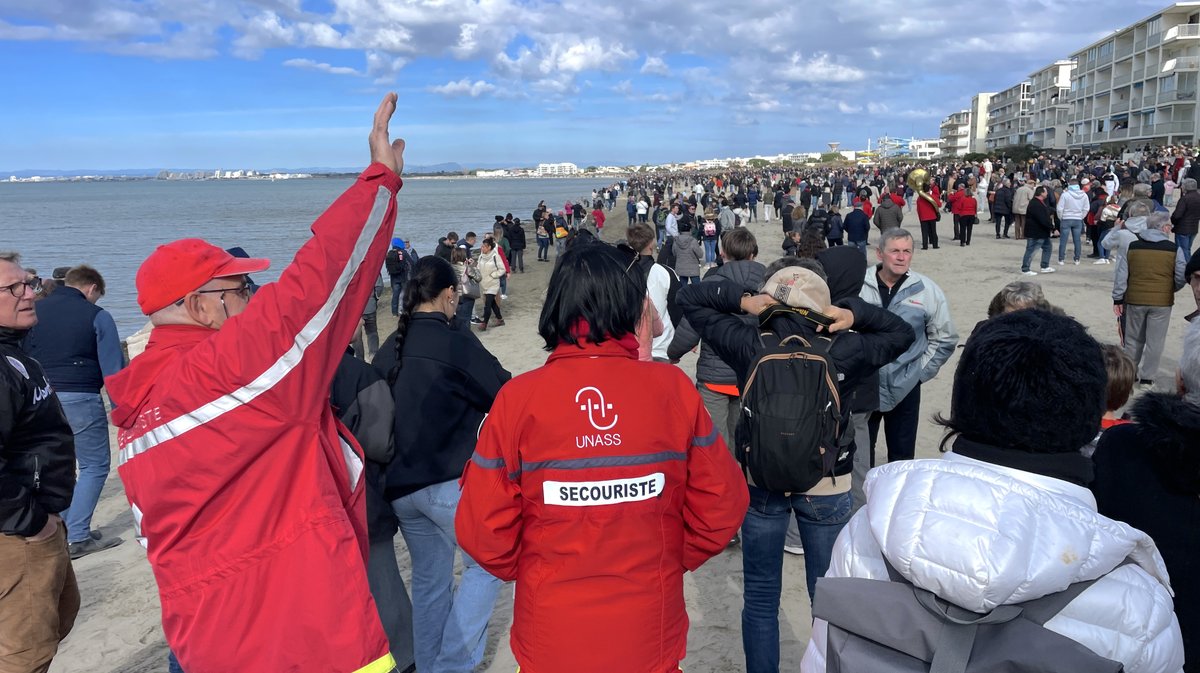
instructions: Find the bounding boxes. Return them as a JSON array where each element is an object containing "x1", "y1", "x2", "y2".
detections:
[
  {"x1": 105, "y1": 94, "x2": 406, "y2": 673},
  {"x1": 950, "y1": 184, "x2": 979, "y2": 246}
]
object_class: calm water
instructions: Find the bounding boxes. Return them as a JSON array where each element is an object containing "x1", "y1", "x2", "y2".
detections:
[{"x1": 1, "y1": 176, "x2": 612, "y2": 336}]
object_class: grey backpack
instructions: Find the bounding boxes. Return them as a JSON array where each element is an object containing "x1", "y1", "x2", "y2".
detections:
[{"x1": 811, "y1": 560, "x2": 1128, "y2": 673}]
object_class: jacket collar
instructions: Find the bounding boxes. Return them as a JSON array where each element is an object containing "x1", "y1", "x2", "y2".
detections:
[
  {"x1": 0, "y1": 326, "x2": 27, "y2": 345},
  {"x1": 546, "y1": 338, "x2": 638, "y2": 363},
  {"x1": 943, "y1": 451, "x2": 1097, "y2": 510}
]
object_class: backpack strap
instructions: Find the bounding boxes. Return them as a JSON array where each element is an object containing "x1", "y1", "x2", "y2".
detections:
[{"x1": 1019, "y1": 559, "x2": 1136, "y2": 626}]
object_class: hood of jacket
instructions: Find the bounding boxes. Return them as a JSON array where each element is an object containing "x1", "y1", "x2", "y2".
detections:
[
  {"x1": 878, "y1": 197, "x2": 897, "y2": 211},
  {"x1": 859, "y1": 452, "x2": 1173, "y2": 612},
  {"x1": 1130, "y1": 392, "x2": 1200, "y2": 494},
  {"x1": 708, "y1": 258, "x2": 766, "y2": 292}
]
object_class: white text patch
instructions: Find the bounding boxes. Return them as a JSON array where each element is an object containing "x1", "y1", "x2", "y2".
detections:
[{"x1": 543, "y1": 473, "x2": 665, "y2": 507}]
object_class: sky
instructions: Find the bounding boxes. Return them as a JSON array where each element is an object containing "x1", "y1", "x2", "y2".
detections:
[{"x1": 0, "y1": 0, "x2": 1175, "y2": 171}]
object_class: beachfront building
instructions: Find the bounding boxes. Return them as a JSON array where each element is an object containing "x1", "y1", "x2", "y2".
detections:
[
  {"x1": 536, "y1": 162, "x2": 580, "y2": 176},
  {"x1": 969, "y1": 93, "x2": 994, "y2": 154},
  {"x1": 939, "y1": 110, "x2": 972, "y2": 156},
  {"x1": 985, "y1": 82, "x2": 1033, "y2": 152},
  {"x1": 909, "y1": 139, "x2": 942, "y2": 160},
  {"x1": 1069, "y1": 3, "x2": 1200, "y2": 149},
  {"x1": 1027, "y1": 60, "x2": 1076, "y2": 150}
]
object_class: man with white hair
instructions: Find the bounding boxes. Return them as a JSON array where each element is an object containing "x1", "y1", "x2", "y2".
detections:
[{"x1": 1114, "y1": 203, "x2": 1188, "y2": 387}]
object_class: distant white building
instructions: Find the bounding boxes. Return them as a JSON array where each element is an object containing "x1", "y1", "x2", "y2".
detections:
[
  {"x1": 476, "y1": 169, "x2": 509, "y2": 177},
  {"x1": 536, "y1": 162, "x2": 579, "y2": 176},
  {"x1": 909, "y1": 139, "x2": 942, "y2": 160}
]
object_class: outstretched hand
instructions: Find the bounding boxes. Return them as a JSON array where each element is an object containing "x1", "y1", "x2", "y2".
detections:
[
  {"x1": 740, "y1": 293, "x2": 779, "y2": 316},
  {"x1": 370, "y1": 93, "x2": 405, "y2": 175},
  {"x1": 818, "y1": 305, "x2": 855, "y2": 333}
]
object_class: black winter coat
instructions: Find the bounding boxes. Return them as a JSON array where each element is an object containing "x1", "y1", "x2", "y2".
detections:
[
  {"x1": 668, "y1": 260, "x2": 766, "y2": 385},
  {"x1": 377, "y1": 313, "x2": 510, "y2": 500},
  {"x1": 1026, "y1": 197, "x2": 1055, "y2": 238},
  {"x1": 677, "y1": 281, "x2": 915, "y2": 478},
  {"x1": 332, "y1": 351, "x2": 395, "y2": 542},
  {"x1": 1171, "y1": 190, "x2": 1200, "y2": 236},
  {"x1": 0, "y1": 327, "x2": 75, "y2": 537},
  {"x1": 506, "y1": 223, "x2": 527, "y2": 251},
  {"x1": 1092, "y1": 393, "x2": 1200, "y2": 671}
]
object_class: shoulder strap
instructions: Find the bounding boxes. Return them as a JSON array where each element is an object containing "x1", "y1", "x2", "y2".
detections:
[{"x1": 1020, "y1": 560, "x2": 1136, "y2": 626}]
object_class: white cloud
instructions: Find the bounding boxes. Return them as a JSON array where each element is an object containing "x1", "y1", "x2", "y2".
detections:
[
  {"x1": 283, "y1": 58, "x2": 362, "y2": 76},
  {"x1": 429, "y1": 78, "x2": 497, "y2": 98},
  {"x1": 778, "y1": 52, "x2": 865, "y2": 83},
  {"x1": 640, "y1": 56, "x2": 669, "y2": 76},
  {"x1": 838, "y1": 101, "x2": 863, "y2": 114}
]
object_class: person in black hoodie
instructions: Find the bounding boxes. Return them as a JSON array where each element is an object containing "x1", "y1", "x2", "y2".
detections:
[
  {"x1": 678, "y1": 258, "x2": 913, "y2": 670},
  {"x1": 381, "y1": 255, "x2": 509, "y2": 673},
  {"x1": 1091, "y1": 318, "x2": 1200, "y2": 671},
  {"x1": 0, "y1": 255, "x2": 79, "y2": 671},
  {"x1": 505, "y1": 217, "x2": 527, "y2": 273},
  {"x1": 434, "y1": 232, "x2": 459, "y2": 263}
]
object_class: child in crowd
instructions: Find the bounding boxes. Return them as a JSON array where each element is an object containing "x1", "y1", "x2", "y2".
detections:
[{"x1": 1100, "y1": 344, "x2": 1136, "y2": 430}]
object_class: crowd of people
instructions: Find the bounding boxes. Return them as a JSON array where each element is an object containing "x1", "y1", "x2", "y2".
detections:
[{"x1": 4, "y1": 97, "x2": 1200, "y2": 673}]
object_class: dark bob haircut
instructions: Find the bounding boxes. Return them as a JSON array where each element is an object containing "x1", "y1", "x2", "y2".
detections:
[
  {"x1": 538, "y1": 241, "x2": 645, "y2": 351},
  {"x1": 939, "y1": 309, "x2": 1105, "y2": 454}
]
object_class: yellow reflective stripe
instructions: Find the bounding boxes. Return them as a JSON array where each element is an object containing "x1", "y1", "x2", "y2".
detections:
[{"x1": 352, "y1": 653, "x2": 396, "y2": 673}]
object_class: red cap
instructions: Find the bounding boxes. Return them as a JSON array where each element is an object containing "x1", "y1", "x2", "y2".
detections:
[{"x1": 136, "y1": 238, "x2": 270, "y2": 315}]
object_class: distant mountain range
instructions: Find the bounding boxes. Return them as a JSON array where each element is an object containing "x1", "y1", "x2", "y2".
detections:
[{"x1": 2, "y1": 162, "x2": 486, "y2": 178}]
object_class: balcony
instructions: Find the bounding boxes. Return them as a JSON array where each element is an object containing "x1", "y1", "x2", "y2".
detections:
[
  {"x1": 1145, "y1": 94, "x2": 1160, "y2": 107},
  {"x1": 1160, "y1": 88, "x2": 1198, "y2": 103},
  {"x1": 1136, "y1": 37, "x2": 1147, "y2": 52},
  {"x1": 1112, "y1": 99, "x2": 1131, "y2": 112},
  {"x1": 1110, "y1": 127, "x2": 1129, "y2": 139},
  {"x1": 1113, "y1": 73, "x2": 1133, "y2": 86},
  {"x1": 1165, "y1": 56, "x2": 1200, "y2": 72},
  {"x1": 1164, "y1": 23, "x2": 1200, "y2": 43},
  {"x1": 1153, "y1": 120, "x2": 1196, "y2": 134}
]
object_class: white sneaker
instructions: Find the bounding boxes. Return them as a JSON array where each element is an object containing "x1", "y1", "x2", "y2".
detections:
[
  {"x1": 1093, "y1": 258, "x2": 1110, "y2": 265},
  {"x1": 783, "y1": 545, "x2": 805, "y2": 556},
  {"x1": 1057, "y1": 260, "x2": 1065, "y2": 266},
  {"x1": 1022, "y1": 270, "x2": 1038, "y2": 276},
  {"x1": 1040, "y1": 267, "x2": 1056, "y2": 274},
  {"x1": 501, "y1": 294, "x2": 508, "y2": 300},
  {"x1": 1073, "y1": 260, "x2": 1080, "y2": 265}
]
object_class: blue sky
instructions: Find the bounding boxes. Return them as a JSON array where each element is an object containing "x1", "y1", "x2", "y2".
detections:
[{"x1": 0, "y1": 0, "x2": 1171, "y2": 171}]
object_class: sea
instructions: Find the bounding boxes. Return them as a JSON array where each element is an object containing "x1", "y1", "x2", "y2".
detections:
[{"x1": 1, "y1": 176, "x2": 614, "y2": 337}]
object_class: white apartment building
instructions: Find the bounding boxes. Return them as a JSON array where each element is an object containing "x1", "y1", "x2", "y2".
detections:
[
  {"x1": 986, "y1": 82, "x2": 1033, "y2": 151},
  {"x1": 1027, "y1": 60, "x2": 1076, "y2": 150},
  {"x1": 1069, "y1": 3, "x2": 1200, "y2": 149},
  {"x1": 939, "y1": 110, "x2": 972, "y2": 155},
  {"x1": 969, "y1": 93, "x2": 994, "y2": 154},
  {"x1": 536, "y1": 162, "x2": 580, "y2": 176},
  {"x1": 909, "y1": 138, "x2": 942, "y2": 160}
]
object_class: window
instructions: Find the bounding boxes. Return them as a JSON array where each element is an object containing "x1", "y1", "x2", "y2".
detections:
[
  {"x1": 1099, "y1": 41, "x2": 1113, "y2": 59},
  {"x1": 1163, "y1": 73, "x2": 1177, "y2": 92},
  {"x1": 1148, "y1": 17, "x2": 1162, "y2": 36}
]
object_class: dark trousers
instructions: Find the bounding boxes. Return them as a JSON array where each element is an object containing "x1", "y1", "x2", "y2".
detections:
[
  {"x1": 536, "y1": 238, "x2": 550, "y2": 260},
  {"x1": 482, "y1": 294, "x2": 503, "y2": 323},
  {"x1": 510, "y1": 249, "x2": 524, "y2": 272},
  {"x1": 960, "y1": 215, "x2": 976, "y2": 245},
  {"x1": 354, "y1": 311, "x2": 380, "y2": 360},
  {"x1": 868, "y1": 383, "x2": 921, "y2": 462},
  {"x1": 919, "y1": 219, "x2": 939, "y2": 249},
  {"x1": 952, "y1": 214, "x2": 961, "y2": 240},
  {"x1": 367, "y1": 536, "x2": 416, "y2": 671},
  {"x1": 995, "y1": 213, "x2": 1012, "y2": 237}
]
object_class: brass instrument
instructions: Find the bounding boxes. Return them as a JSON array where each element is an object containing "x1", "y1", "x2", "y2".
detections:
[{"x1": 907, "y1": 168, "x2": 939, "y2": 209}]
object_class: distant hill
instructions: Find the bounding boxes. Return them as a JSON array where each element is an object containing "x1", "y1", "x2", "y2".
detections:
[{"x1": 3, "y1": 162, "x2": 470, "y2": 178}]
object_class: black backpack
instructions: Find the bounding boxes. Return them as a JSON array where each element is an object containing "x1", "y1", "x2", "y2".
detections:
[
  {"x1": 735, "y1": 332, "x2": 841, "y2": 493},
  {"x1": 385, "y1": 248, "x2": 409, "y2": 279}
]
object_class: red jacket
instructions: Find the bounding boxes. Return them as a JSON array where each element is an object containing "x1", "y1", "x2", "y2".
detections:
[
  {"x1": 456, "y1": 339, "x2": 748, "y2": 673},
  {"x1": 854, "y1": 196, "x2": 874, "y2": 219},
  {"x1": 950, "y1": 190, "x2": 978, "y2": 216},
  {"x1": 107, "y1": 164, "x2": 402, "y2": 673},
  {"x1": 915, "y1": 185, "x2": 941, "y2": 222}
]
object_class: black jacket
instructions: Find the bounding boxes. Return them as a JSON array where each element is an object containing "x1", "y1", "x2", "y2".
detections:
[
  {"x1": 506, "y1": 223, "x2": 527, "y2": 251},
  {"x1": 992, "y1": 186, "x2": 1014, "y2": 215},
  {"x1": 677, "y1": 281, "x2": 915, "y2": 478},
  {"x1": 816, "y1": 246, "x2": 881, "y2": 413},
  {"x1": 332, "y1": 351, "x2": 396, "y2": 543},
  {"x1": 1171, "y1": 189, "x2": 1200, "y2": 236},
  {"x1": 1026, "y1": 197, "x2": 1055, "y2": 238},
  {"x1": 668, "y1": 260, "x2": 766, "y2": 384},
  {"x1": 378, "y1": 313, "x2": 510, "y2": 500},
  {"x1": 434, "y1": 238, "x2": 456, "y2": 263},
  {"x1": 0, "y1": 327, "x2": 75, "y2": 537},
  {"x1": 1092, "y1": 393, "x2": 1200, "y2": 670}
]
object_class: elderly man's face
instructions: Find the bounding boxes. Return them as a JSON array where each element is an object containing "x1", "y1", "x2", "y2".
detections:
[{"x1": 1191, "y1": 272, "x2": 1200, "y2": 311}]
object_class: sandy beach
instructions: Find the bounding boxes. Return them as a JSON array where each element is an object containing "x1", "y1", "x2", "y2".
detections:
[{"x1": 53, "y1": 197, "x2": 1195, "y2": 673}]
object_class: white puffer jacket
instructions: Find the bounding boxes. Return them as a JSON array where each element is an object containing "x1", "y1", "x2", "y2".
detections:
[{"x1": 801, "y1": 453, "x2": 1185, "y2": 673}]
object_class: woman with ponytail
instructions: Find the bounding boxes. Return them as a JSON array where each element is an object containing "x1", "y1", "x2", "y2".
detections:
[{"x1": 382, "y1": 255, "x2": 510, "y2": 673}]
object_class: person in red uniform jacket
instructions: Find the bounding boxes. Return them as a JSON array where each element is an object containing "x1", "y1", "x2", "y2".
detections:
[
  {"x1": 456, "y1": 242, "x2": 748, "y2": 673},
  {"x1": 914, "y1": 181, "x2": 942, "y2": 251},
  {"x1": 104, "y1": 95, "x2": 407, "y2": 673},
  {"x1": 950, "y1": 184, "x2": 979, "y2": 246},
  {"x1": 591, "y1": 205, "x2": 606, "y2": 231}
]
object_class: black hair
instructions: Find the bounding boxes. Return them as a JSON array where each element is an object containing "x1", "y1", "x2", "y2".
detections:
[
  {"x1": 389, "y1": 256, "x2": 458, "y2": 382},
  {"x1": 538, "y1": 241, "x2": 645, "y2": 351},
  {"x1": 937, "y1": 310, "x2": 1105, "y2": 454}
]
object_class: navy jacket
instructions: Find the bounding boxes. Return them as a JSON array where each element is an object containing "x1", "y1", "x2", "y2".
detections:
[{"x1": 23, "y1": 286, "x2": 124, "y2": 393}]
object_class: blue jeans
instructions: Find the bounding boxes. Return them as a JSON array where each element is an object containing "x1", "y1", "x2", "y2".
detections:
[
  {"x1": 703, "y1": 239, "x2": 717, "y2": 264},
  {"x1": 1179, "y1": 233, "x2": 1195, "y2": 264},
  {"x1": 1058, "y1": 218, "x2": 1083, "y2": 262},
  {"x1": 741, "y1": 485, "x2": 852, "y2": 673},
  {"x1": 59, "y1": 392, "x2": 111, "y2": 544},
  {"x1": 390, "y1": 279, "x2": 405, "y2": 315},
  {"x1": 392, "y1": 480, "x2": 501, "y2": 673},
  {"x1": 168, "y1": 651, "x2": 185, "y2": 673},
  {"x1": 1021, "y1": 237, "x2": 1052, "y2": 272},
  {"x1": 851, "y1": 240, "x2": 867, "y2": 255}
]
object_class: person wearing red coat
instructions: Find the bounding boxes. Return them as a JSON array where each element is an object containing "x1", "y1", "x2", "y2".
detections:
[
  {"x1": 915, "y1": 182, "x2": 942, "y2": 250},
  {"x1": 456, "y1": 243, "x2": 748, "y2": 673},
  {"x1": 950, "y1": 185, "x2": 979, "y2": 246},
  {"x1": 106, "y1": 95, "x2": 406, "y2": 673}
]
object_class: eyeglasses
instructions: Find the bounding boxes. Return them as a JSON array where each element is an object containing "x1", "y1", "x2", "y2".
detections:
[
  {"x1": 193, "y1": 282, "x2": 253, "y2": 302},
  {"x1": 2, "y1": 278, "x2": 40, "y2": 298}
]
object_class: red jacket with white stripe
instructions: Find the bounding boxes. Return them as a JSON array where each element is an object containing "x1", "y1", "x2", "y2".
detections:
[
  {"x1": 455, "y1": 339, "x2": 749, "y2": 673},
  {"x1": 105, "y1": 164, "x2": 401, "y2": 673}
]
